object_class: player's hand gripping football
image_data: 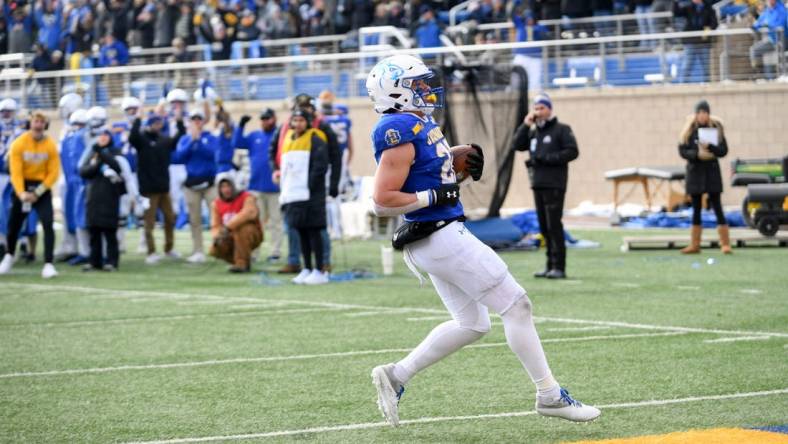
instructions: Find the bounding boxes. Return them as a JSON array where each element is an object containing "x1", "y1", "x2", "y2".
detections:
[{"x1": 466, "y1": 144, "x2": 484, "y2": 181}]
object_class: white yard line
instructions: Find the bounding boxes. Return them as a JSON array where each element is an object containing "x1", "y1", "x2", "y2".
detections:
[
  {"x1": 123, "y1": 388, "x2": 788, "y2": 444},
  {"x1": 0, "y1": 332, "x2": 685, "y2": 379},
  {"x1": 7, "y1": 283, "x2": 788, "y2": 339},
  {"x1": 703, "y1": 336, "x2": 771, "y2": 344},
  {"x1": 0, "y1": 308, "x2": 345, "y2": 329},
  {"x1": 545, "y1": 326, "x2": 611, "y2": 332},
  {"x1": 611, "y1": 282, "x2": 640, "y2": 288},
  {"x1": 739, "y1": 289, "x2": 763, "y2": 295},
  {"x1": 676, "y1": 286, "x2": 700, "y2": 291}
]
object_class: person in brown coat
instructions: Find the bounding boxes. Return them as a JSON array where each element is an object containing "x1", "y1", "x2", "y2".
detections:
[
  {"x1": 209, "y1": 176, "x2": 263, "y2": 272},
  {"x1": 678, "y1": 100, "x2": 731, "y2": 254}
]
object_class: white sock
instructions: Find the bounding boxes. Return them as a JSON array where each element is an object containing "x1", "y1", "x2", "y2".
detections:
[
  {"x1": 500, "y1": 298, "x2": 560, "y2": 397},
  {"x1": 393, "y1": 320, "x2": 485, "y2": 385}
]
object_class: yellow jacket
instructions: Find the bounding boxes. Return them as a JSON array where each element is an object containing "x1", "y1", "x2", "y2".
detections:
[{"x1": 8, "y1": 131, "x2": 61, "y2": 196}]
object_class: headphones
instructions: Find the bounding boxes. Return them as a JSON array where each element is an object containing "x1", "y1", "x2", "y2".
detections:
[{"x1": 24, "y1": 111, "x2": 50, "y2": 130}]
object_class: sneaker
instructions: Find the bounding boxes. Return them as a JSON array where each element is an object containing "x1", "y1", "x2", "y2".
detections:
[
  {"x1": 371, "y1": 364, "x2": 405, "y2": 427},
  {"x1": 82, "y1": 265, "x2": 101, "y2": 272},
  {"x1": 186, "y1": 252, "x2": 206, "y2": 263},
  {"x1": 291, "y1": 268, "x2": 312, "y2": 284},
  {"x1": 68, "y1": 255, "x2": 89, "y2": 266},
  {"x1": 535, "y1": 387, "x2": 601, "y2": 422},
  {"x1": 0, "y1": 253, "x2": 14, "y2": 275},
  {"x1": 303, "y1": 269, "x2": 329, "y2": 285},
  {"x1": 41, "y1": 263, "x2": 58, "y2": 279},
  {"x1": 228, "y1": 264, "x2": 250, "y2": 273},
  {"x1": 102, "y1": 264, "x2": 117, "y2": 272},
  {"x1": 533, "y1": 269, "x2": 550, "y2": 278},
  {"x1": 278, "y1": 264, "x2": 302, "y2": 274},
  {"x1": 145, "y1": 253, "x2": 162, "y2": 265},
  {"x1": 546, "y1": 269, "x2": 566, "y2": 280},
  {"x1": 164, "y1": 250, "x2": 181, "y2": 260}
]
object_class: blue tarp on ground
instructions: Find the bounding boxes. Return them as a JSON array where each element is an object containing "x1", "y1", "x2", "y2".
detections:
[{"x1": 621, "y1": 210, "x2": 746, "y2": 229}]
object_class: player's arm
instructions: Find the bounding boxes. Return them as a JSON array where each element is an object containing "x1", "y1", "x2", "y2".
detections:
[{"x1": 372, "y1": 143, "x2": 459, "y2": 217}]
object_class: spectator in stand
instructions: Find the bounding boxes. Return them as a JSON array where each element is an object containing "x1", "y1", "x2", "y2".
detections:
[
  {"x1": 32, "y1": 44, "x2": 64, "y2": 106},
  {"x1": 153, "y1": 0, "x2": 179, "y2": 47},
  {"x1": 105, "y1": 0, "x2": 132, "y2": 43},
  {"x1": 591, "y1": 0, "x2": 614, "y2": 37},
  {"x1": 414, "y1": 5, "x2": 442, "y2": 60},
  {"x1": 167, "y1": 37, "x2": 193, "y2": 63},
  {"x1": 7, "y1": 4, "x2": 34, "y2": 53},
  {"x1": 236, "y1": 9, "x2": 261, "y2": 41},
  {"x1": 34, "y1": 0, "x2": 64, "y2": 53},
  {"x1": 719, "y1": 0, "x2": 758, "y2": 20},
  {"x1": 0, "y1": 16, "x2": 8, "y2": 54},
  {"x1": 651, "y1": 0, "x2": 673, "y2": 33},
  {"x1": 199, "y1": 16, "x2": 233, "y2": 60},
  {"x1": 675, "y1": 0, "x2": 717, "y2": 83},
  {"x1": 512, "y1": 9, "x2": 548, "y2": 92},
  {"x1": 634, "y1": 0, "x2": 655, "y2": 49},
  {"x1": 749, "y1": 0, "x2": 788, "y2": 79},
  {"x1": 67, "y1": 11, "x2": 95, "y2": 55},
  {"x1": 209, "y1": 176, "x2": 263, "y2": 273},
  {"x1": 98, "y1": 33, "x2": 129, "y2": 67},
  {"x1": 174, "y1": 2, "x2": 196, "y2": 45},
  {"x1": 132, "y1": 0, "x2": 156, "y2": 48},
  {"x1": 350, "y1": 0, "x2": 374, "y2": 31}
]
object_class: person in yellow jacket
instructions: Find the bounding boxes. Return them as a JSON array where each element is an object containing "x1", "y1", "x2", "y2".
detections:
[{"x1": 0, "y1": 112, "x2": 61, "y2": 278}]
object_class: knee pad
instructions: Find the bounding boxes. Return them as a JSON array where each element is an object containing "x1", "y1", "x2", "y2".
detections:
[{"x1": 501, "y1": 295, "x2": 533, "y2": 322}]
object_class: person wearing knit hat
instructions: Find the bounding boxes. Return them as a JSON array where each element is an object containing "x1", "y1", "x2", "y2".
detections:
[
  {"x1": 678, "y1": 99, "x2": 731, "y2": 254},
  {"x1": 511, "y1": 92, "x2": 579, "y2": 279}
]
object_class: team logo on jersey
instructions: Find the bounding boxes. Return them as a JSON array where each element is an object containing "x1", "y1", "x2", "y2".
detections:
[
  {"x1": 412, "y1": 122, "x2": 423, "y2": 135},
  {"x1": 543, "y1": 135, "x2": 552, "y2": 144},
  {"x1": 385, "y1": 128, "x2": 401, "y2": 146}
]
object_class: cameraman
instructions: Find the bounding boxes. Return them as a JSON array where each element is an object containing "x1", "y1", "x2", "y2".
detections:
[{"x1": 511, "y1": 94, "x2": 578, "y2": 280}]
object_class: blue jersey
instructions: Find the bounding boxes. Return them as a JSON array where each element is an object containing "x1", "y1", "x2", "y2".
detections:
[
  {"x1": 322, "y1": 114, "x2": 352, "y2": 154},
  {"x1": 372, "y1": 112, "x2": 463, "y2": 222},
  {"x1": 112, "y1": 121, "x2": 137, "y2": 172},
  {"x1": 0, "y1": 119, "x2": 24, "y2": 173},
  {"x1": 60, "y1": 127, "x2": 89, "y2": 182}
]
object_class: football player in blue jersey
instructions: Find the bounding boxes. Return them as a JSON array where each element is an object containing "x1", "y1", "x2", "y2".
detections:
[
  {"x1": 0, "y1": 98, "x2": 25, "y2": 256},
  {"x1": 367, "y1": 55, "x2": 600, "y2": 426},
  {"x1": 114, "y1": 96, "x2": 145, "y2": 253}
]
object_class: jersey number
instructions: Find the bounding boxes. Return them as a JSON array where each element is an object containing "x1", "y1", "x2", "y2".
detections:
[{"x1": 436, "y1": 139, "x2": 455, "y2": 184}]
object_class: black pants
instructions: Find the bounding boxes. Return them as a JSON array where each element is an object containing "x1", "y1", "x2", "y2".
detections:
[
  {"x1": 89, "y1": 226, "x2": 119, "y2": 268},
  {"x1": 297, "y1": 227, "x2": 324, "y2": 271},
  {"x1": 690, "y1": 193, "x2": 726, "y2": 226},
  {"x1": 7, "y1": 191, "x2": 55, "y2": 263},
  {"x1": 533, "y1": 188, "x2": 566, "y2": 272}
]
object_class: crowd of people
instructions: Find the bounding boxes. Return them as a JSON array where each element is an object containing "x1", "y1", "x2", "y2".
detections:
[{"x1": 0, "y1": 88, "x2": 353, "y2": 284}]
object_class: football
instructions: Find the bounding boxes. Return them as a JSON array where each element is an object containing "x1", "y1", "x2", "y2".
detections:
[{"x1": 451, "y1": 144, "x2": 476, "y2": 183}]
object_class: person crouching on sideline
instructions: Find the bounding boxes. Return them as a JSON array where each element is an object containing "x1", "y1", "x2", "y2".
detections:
[
  {"x1": 78, "y1": 127, "x2": 133, "y2": 271},
  {"x1": 276, "y1": 110, "x2": 331, "y2": 285},
  {"x1": 209, "y1": 175, "x2": 263, "y2": 273}
]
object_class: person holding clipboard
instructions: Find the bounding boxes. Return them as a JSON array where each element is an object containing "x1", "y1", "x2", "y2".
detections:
[{"x1": 678, "y1": 100, "x2": 731, "y2": 254}]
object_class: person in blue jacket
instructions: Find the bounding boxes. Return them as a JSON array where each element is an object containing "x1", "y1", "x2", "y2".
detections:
[
  {"x1": 749, "y1": 0, "x2": 788, "y2": 78},
  {"x1": 98, "y1": 33, "x2": 129, "y2": 67},
  {"x1": 233, "y1": 108, "x2": 282, "y2": 261},
  {"x1": 173, "y1": 108, "x2": 229, "y2": 263}
]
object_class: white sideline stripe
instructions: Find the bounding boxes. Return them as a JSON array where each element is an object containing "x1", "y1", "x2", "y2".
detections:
[
  {"x1": 677, "y1": 286, "x2": 700, "y2": 291},
  {"x1": 0, "y1": 332, "x2": 685, "y2": 379},
  {"x1": 0, "y1": 308, "x2": 344, "y2": 329},
  {"x1": 345, "y1": 311, "x2": 394, "y2": 317},
  {"x1": 8, "y1": 283, "x2": 788, "y2": 338},
  {"x1": 739, "y1": 289, "x2": 763, "y2": 295},
  {"x1": 124, "y1": 388, "x2": 788, "y2": 444},
  {"x1": 612, "y1": 282, "x2": 640, "y2": 288},
  {"x1": 703, "y1": 336, "x2": 771, "y2": 344},
  {"x1": 545, "y1": 326, "x2": 611, "y2": 332},
  {"x1": 536, "y1": 316, "x2": 788, "y2": 339}
]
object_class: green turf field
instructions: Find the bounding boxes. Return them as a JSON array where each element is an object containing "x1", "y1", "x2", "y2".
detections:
[{"x1": 1, "y1": 229, "x2": 786, "y2": 443}]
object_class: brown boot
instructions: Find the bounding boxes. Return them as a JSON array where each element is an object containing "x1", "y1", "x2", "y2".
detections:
[
  {"x1": 717, "y1": 224, "x2": 732, "y2": 254},
  {"x1": 681, "y1": 225, "x2": 702, "y2": 254},
  {"x1": 278, "y1": 263, "x2": 302, "y2": 274}
]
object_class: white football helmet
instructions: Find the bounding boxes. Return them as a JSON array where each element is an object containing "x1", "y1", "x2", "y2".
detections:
[
  {"x1": 166, "y1": 88, "x2": 189, "y2": 104},
  {"x1": 86, "y1": 106, "x2": 108, "y2": 128},
  {"x1": 0, "y1": 98, "x2": 18, "y2": 123},
  {"x1": 58, "y1": 93, "x2": 83, "y2": 119},
  {"x1": 365, "y1": 54, "x2": 444, "y2": 114},
  {"x1": 68, "y1": 109, "x2": 89, "y2": 126},
  {"x1": 121, "y1": 96, "x2": 142, "y2": 111}
]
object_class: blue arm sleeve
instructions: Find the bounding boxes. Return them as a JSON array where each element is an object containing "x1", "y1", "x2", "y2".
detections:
[{"x1": 232, "y1": 126, "x2": 249, "y2": 150}]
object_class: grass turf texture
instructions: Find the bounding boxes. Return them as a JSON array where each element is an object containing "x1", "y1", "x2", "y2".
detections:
[{"x1": 0, "y1": 228, "x2": 786, "y2": 443}]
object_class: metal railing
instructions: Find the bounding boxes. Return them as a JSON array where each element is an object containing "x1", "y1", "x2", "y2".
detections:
[{"x1": 7, "y1": 27, "x2": 781, "y2": 110}]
